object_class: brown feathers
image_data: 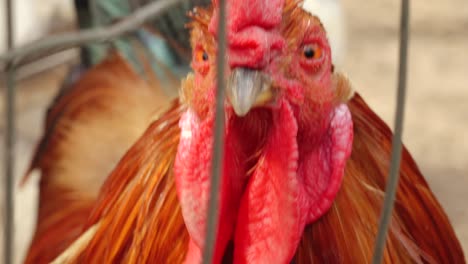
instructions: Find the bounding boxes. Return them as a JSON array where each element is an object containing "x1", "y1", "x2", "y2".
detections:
[
  {"x1": 24, "y1": 53, "x2": 167, "y2": 263},
  {"x1": 56, "y1": 102, "x2": 189, "y2": 263},
  {"x1": 332, "y1": 72, "x2": 355, "y2": 103},
  {"x1": 294, "y1": 93, "x2": 465, "y2": 263}
]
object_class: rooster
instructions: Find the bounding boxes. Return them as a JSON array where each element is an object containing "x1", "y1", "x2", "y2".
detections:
[{"x1": 24, "y1": 0, "x2": 464, "y2": 263}]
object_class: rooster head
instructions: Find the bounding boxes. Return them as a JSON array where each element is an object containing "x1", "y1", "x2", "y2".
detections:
[{"x1": 174, "y1": 0, "x2": 354, "y2": 263}]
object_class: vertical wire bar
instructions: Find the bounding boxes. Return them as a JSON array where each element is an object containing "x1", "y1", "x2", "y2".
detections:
[
  {"x1": 88, "y1": 0, "x2": 107, "y2": 65},
  {"x1": 371, "y1": 0, "x2": 410, "y2": 263},
  {"x1": 202, "y1": 0, "x2": 227, "y2": 262},
  {"x1": 3, "y1": 68, "x2": 15, "y2": 264},
  {"x1": 74, "y1": 0, "x2": 94, "y2": 67},
  {"x1": 4, "y1": 0, "x2": 15, "y2": 262}
]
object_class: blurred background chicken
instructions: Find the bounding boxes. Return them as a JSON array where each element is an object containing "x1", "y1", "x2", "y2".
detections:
[
  {"x1": 21, "y1": 52, "x2": 171, "y2": 263},
  {"x1": 0, "y1": 0, "x2": 467, "y2": 263}
]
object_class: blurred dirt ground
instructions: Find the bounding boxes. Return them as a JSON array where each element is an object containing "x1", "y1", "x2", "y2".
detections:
[{"x1": 0, "y1": 0, "x2": 467, "y2": 263}]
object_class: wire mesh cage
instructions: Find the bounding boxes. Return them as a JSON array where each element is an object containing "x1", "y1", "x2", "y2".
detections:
[{"x1": 2, "y1": 0, "x2": 414, "y2": 263}]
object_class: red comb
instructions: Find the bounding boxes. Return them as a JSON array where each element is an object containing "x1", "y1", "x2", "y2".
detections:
[{"x1": 209, "y1": 0, "x2": 286, "y2": 69}]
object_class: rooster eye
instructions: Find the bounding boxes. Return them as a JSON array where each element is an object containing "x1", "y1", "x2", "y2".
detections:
[
  {"x1": 193, "y1": 47, "x2": 210, "y2": 76},
  {"x1": 195, "y1": 49, "x2": 209, "y2": 62},
  {"x1": 303, "y1": 44, "x2": 322, "y2": 60}
]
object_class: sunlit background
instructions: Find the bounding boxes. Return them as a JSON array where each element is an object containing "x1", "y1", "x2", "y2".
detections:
[{"x1": 0, "y1": 0, "x2": 467, "y2": 263}]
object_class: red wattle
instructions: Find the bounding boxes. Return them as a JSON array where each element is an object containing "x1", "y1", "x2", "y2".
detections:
[
  {"x1": 175, "y1": 102, "x2": 353, "y2": 264},
  {"x1": 175, "y1": 109, "x2": 248, "y2": 264},
  {"x1": 233, "y1": 101, "x2": 353, "y2": 263},
  {"x1": 176, "y1": 110, "x2": 230, "y2": 263},
  {"x1": 234, "y1": 100, "x2": 301, "y2": 263},
  {"x1": 295, "y1": 104, "x2": 353, "y2": 223}
]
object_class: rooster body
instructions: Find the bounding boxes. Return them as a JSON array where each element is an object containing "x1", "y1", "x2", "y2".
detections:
[{"x1": 25, "y1": 0, "x2": 464, "y2": 263}]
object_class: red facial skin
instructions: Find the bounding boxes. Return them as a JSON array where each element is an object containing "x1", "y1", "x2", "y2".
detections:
[{"x1": 174, "y1": 2, "x2": 353, "y2": 263}]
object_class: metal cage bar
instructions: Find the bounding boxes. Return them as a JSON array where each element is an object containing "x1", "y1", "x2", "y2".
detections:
[
  {"x1": 3, "y1": 67, "x2": 15, "y2": 264},
  {"x1": 371, "y1": 0, "x2": 410, "y2": 262},
  {"x1": 3, "y1": 0, "x2": 16, "y2": 263},
  {"x1": 202, "y1": 0, "x2": 227, "y2": 262},
  {"x1": 0, "y1": 0, "x2": 411, "y2": 263}
]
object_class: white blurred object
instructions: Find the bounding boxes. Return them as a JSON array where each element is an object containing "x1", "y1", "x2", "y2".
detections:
[
  {"x1": 0, "y1": 0, "x2": 74, "y2": 53},
  {"x1": 303, "y1": 0, "x2": 347, "y2": 67}
]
